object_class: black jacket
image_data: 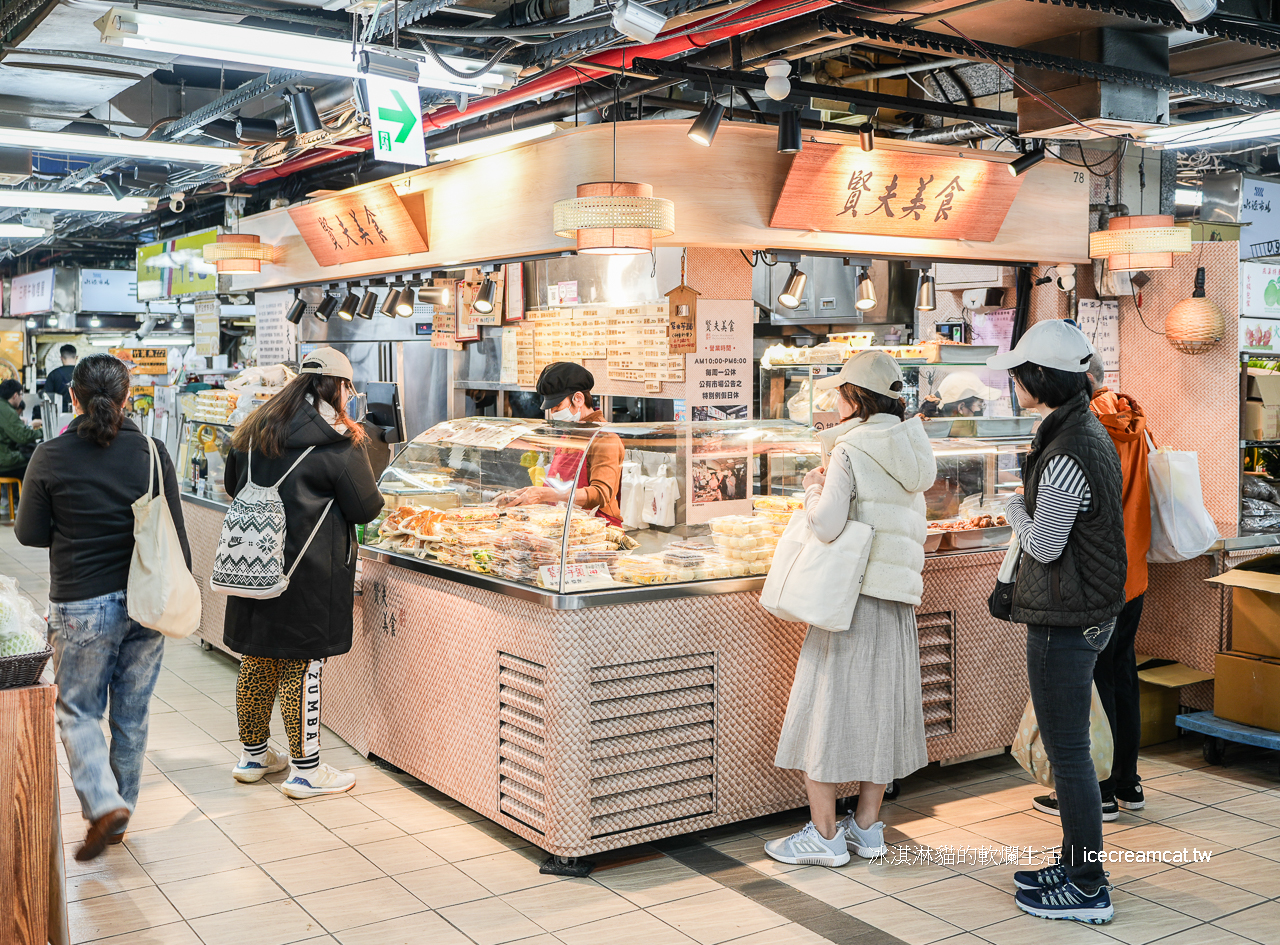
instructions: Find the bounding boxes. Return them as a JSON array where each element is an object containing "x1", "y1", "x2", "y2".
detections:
[
  {"x1": 1013, "y1": 392, "x2": 1127, "y2": 627},
  {"x1": 16, "y1": 418, "x2": 192, "y2": 603},
  {"x1": 45, "y1": 365, "x2": 74, "y2": 410},
  {"x1": 222, "y1": 402, "x2": 383, "y2": 660}
]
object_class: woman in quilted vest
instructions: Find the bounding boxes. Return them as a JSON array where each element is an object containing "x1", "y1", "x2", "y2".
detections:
[
  {"x1": 987, "y1": 320, "x2": 1126, "y2": 924},
  {"x1": 222, "y1": 348, "x2": 383, "y2": 798},
  {"x1": 766, "y1": 350, "x2": 937, "y2": 868}
]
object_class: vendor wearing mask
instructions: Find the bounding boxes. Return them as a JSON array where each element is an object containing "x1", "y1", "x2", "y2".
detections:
[
  {"x1": 498, "y1": 363, "x2": 624, "y2": 526},
  {"x1": 917, "y1": 371, "x2": 1006, "y2": 419}
]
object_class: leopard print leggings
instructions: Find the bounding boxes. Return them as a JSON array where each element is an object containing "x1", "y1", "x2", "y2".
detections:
[{"x1": 236, "y1": 655, "x2": 324, "y2": 759}]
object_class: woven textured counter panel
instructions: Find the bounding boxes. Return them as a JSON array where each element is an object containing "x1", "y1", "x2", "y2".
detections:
[{"x1": 183, "y1": 502, "x2": 232, "y2": 656}]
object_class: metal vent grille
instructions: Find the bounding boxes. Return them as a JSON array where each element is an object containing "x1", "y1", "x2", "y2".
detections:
[
  {"x1": 918, "y1": 611, "x2": 955, "y2": 738},
  {"x1": 498, "y1": 652, "x2": 548, "y2": 834},
  {"x1": 588, "y1": 652, "x2": 716, "y2": 838}
]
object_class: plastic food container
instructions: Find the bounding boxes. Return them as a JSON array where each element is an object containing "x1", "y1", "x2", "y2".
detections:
[
  {"x1": 443, "y1": 506, "x2": 501, "y2": 524},
  {"x1": 662, "y1": 548, "x2": 706, "y2": 568},
  {"x1": 753, "y1": 495, "x2": 803, "y2": 512},
  {"x1": 943, "y1": 526, "x2": 1013, "y2": 551},
  {"x1": 924, "y1": 531, "x2": 945, "y2": 554},
  {"x1": 752, "y1": 509, "x2": 794, "y2": 525}
]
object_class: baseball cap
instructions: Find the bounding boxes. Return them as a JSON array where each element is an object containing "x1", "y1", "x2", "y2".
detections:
[
  {"x1": 936, "y1": 371, "x2": 1004, "y2": 405},
  {"x1": 536, "y1": 362, "x2": 596, "y2": 409},
  {"x1": 815, "y1": 349, "x2": 905, "y2": 397},
  {"x1": 299, "y1": 347, "x2": 354, "y2": 382},
  {"x1": 986, "y1": 319, "x2": 1093, "y2": 373}
]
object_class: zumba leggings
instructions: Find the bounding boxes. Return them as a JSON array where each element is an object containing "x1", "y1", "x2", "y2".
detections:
[{"x1": 236, "y1": 655, "x2": 325, "y2": 760}]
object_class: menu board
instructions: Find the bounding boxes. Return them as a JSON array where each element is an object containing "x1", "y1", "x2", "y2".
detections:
[
  {"x1": 1076, "y1": 299, "x2": 1119, "y2": 372},
  {"x1": 254, "y1": 291, "x2": 295, "y2": 365},
  {"x1": 110, "y1": 348, "x2": 170, "y2": 377},
  {"x1": 687, "y1": 299, "x2": 752, "y2": 421},
  {"x1": 194, "y1": 297, "x2": 221, "y2": 357}
]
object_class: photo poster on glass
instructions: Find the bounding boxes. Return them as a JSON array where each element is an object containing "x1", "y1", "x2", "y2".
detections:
[
  {"x1": 685, "y1": 426, "x2": 752, "y2": 526},
  {"x1": 687, "y1": 298, "x2": 752, "y2": 423},
  {"x1": 969, "y1": 307, "x2": 1017, "y2": 353},
  {"x1": 1076, "y1": 299, "x2": 1120, "y2": 373},
  {"x1": 1241, "y1": 316, "x2": 1280, "y2": 352},
  {"x1": 253, "y1": 290, "x2": 295, "y2": 366}
]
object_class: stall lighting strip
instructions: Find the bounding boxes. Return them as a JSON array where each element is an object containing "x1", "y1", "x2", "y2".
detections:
[
  {"x1": 0, "y1": 189, "x2": 153, "y2": 213},
  {"x1": 428, "y1": 123, "x2": 559, "y2": 162},
  {"x1": 0, "y1": 222, "x2": 47, "y2": 238},
  {"x1": 0, "y1": 127, "x2": 253, "y2": 165}
]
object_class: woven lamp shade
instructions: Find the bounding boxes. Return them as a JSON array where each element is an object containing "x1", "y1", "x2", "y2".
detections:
[
  {"x1": 1165, "y1": 296, "x2": 1225, "y2": 355},
  {"x1": 202, "y1": 233, "x2": 275, "y2": 273},
  {"x1": 553, "y1": 181, "x2": 675, "y2": 255},
  {"x1": 1088, "y1": 214, "x2": 1190, "y2": 271}
]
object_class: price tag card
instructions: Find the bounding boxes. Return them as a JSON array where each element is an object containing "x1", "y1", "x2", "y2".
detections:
[{"x1": 539, "y1": 561, "x2": 615, "y2": 590}]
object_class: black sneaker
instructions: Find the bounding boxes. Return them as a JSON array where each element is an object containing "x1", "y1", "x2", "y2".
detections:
[
  {"x1": 1115, "y1": 784, "x2": 1145, "y2": 810},
  {"x1": 1032, "y1": 792, "x2": 1119, "y2": 821}
]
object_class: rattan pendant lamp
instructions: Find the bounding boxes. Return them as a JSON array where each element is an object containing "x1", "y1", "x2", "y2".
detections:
[
  {"x1": 1165, "y1": 266, "x2": 1225, "y2": 354},
  {"x1": 1088, "y1": 214, "x2": 1191, "y2": 271}
]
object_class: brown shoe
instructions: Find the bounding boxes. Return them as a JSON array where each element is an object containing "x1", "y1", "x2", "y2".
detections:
[
  {"x1": 76, "y1": 808, "x2": 130, "y2": 862},
  {"x1": 106, "y1": 831, "x2": 126, "y2": 846}
]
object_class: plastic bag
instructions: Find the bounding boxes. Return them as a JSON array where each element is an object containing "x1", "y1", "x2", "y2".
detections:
[
  {"x1": 1011, "y1": 682, "x2": 1114, "y2": 788},
  {"x1": 786, "y1": 380, "x2": 841, "y2": 423},
  {"x1": 1147, "y1": 433, "x2": 1220, "y2": 563},
  {"x1": 0, "y1": 574, "x2": 46, "y2": 657}
]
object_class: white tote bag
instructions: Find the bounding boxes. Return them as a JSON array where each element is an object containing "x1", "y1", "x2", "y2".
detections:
[
  {"x1": 1146, "y1": 432, "x2": 1220, "y2": 563},
  {"x1": 760, "y1": 450, "x2": 875, "y2": 632},
  {"x1": 128, "y1": 437, "x2": 202, "y2": 638}
]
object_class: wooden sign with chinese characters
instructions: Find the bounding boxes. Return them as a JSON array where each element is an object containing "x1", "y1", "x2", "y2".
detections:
[
  {"x1": 431, "y1": 283, "x2": 461, "y2": 350},
  {"x1": 289, "y1": 184, "x2": 428, "y2": 267},
  {"x1": 666, "y1": 284, "x2": 700, "y2": 355},
  {"x1": 770, "y1": 144, "x2": 1025, "y2": 241}
]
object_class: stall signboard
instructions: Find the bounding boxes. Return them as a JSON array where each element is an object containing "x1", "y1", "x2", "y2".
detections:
[
  {"x1": 770, "y1": 144, "x2": 1025, "y2": 241},
  {"x1": 0, "y1": 330, "x2": 23, "y2": 381},
  {"x1": 80, "y1": 268, "x2": 144, "y2": 313},
  {"x1": 110, "y1": 348, "x2": 170, "y2": 376},
  {"x1": 366, "y1": 76, "x2": 427, "y2": 167},
  {"x1": 254, "y1": 290, "x2": 295, "y2": 365},
  {"x1": 1240, "y1": 178, "x2": 1280, "y2": 259},
  {"x1": 687, "y1": 299, "x2": 752, "y2": 423},
  {"x1": 194, "y1": 298, "x2": 220, "y2": 356},
  {"x1": 10, "y1": 269, "x2": 55, "y2": 315},
  {"x1": 538, "y1": 562, "x2": 614, "y2": 589},
  {"x1": 1242, "y1": 262, "x2": 1280, "y2": 318},
  {"x1": 289, "y1": 183, "x2": 428, "y2": 267},
  {"x1": 666, "y1": 283, "x2": 699, "y2": 354},
  {"x1": 136, "y1": 229, "x2": 219, "y2": 300}
]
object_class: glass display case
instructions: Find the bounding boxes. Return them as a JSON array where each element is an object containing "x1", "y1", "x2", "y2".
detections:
[
  {"x1": 364, "y1": 416, "x2": 1035, "y2": 596},
  {"x1": 176, "y1": 418, "x2": 235, "y2": 503}
]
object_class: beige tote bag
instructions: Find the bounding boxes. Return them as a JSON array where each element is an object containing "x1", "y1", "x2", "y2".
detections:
[
  {"x1": 1011, "y1": 683, "x2": 1114, "y2": 788},
  {"x1": 127, "y1": 436, "x2": 202, "y2": 638}
]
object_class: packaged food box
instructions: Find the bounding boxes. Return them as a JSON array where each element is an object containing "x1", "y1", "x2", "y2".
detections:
[
  {"x1": 662, "y1": 548, "x2": 706, "y2": 568},
  {"x1": 708, "y1": 515, "x2": 770, "y2": 536},
  {"x1": 443, "y1": 506, "x2": 502, "y2": 524},
  {"x1": 753, "y1": 495, "x2": 804, "y2": 512},
  {"x1": 752, "y1": 509, "x2": 795, "y2": 525}
]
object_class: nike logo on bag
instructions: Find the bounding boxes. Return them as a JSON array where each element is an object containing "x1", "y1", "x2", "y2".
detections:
[{"x1": 228, "y1": 537, "x2": 244, "y2": 547}]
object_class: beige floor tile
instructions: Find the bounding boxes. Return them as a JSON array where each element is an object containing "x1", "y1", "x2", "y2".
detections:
[
  {"x1": 721, "y1": 924, "x2": 834, "y2": 945},
  {"x1": 355, "y1": 789, "x2": 475, "y2": 833},
  {"x1": 1243, "y1": 834, "x2": 1280, "y2": 862},
  {"x1": 843, "y1": 895, "x2": 962, "y2": 945},
  {"x1": 80, "y1": 920, "x2": 202, "y2": 945},
  {"x1": 134, "y1": 776, "x2": 186, "y2": 804},
  {"x1": 881, "y1": 807, "x2": 957, "y2": 845},
  {"x1": 263, "y1": 846, "x2": 386, "y2": 897},
  {"x1": 292, "y1": 796, "x2": 382, "y2": 830},
  {"x1": 932, "y1": 934, "x2": 989, "y2": 945},
  {"x1": 191, "y1": 784, "x2": 295, "y2": 818},
  {"x1": 330, "y1": 819, "x2": 405, "y2": 846},
  {"x1": 214, "y1": 805, "x2": 335, "y2": 846},
  {"x1": 1098, "y1": 888, "x2": 1201, "y2": 945},
  {"x1": 593, "y1": 855, "x2": 723, "y2": 907},
  {"x1": 897, "y1": 790, "x2": 1016, "y2": 828},
  {"x1": 122, "y1": 795, "x2": 205, "y2": 834},
  {"x1": 1122, "y1": 866, "x2": 1265, "y2": 921},
  {"x1": 1136, "y1": 926, "x2": 1259, "y2": 945},
  {"x1": 647, "y1": 888, "x2": 788, "y2": 945},
  {"x1": 1214, "y1": 790, "x2": 1280, "y2": 828},
  {"x1": 964, "y1": 811, "x2": 1065, "y2": 850},
  {"x1": 162, "y1": 763, "x2": 246, "y2": 796},
  {"x1": 955, "y1": 776, "x2": 1044, "y2": 812},
  {"x1": 436, "y1": 896, "x2": 547, "y2": 945},
  {"x1": 239, "y1": 829, "x2": 349, "y2": 864},
  {"x1": 976, "y1": 914, "x2": 1118, "y2": 945},
  {"x1": 1213, "y1": 900, "x2": 1280, "y2": 945},
  {"x1": 896, "y1": 873, "x2": 1022, "y2": 931},
  {"x1": 333, "y1": 911, "x2": 473, "y2": 945},
  {"x1": 1182, "y1": 848, "x2": 1280, "y2": 899},
  {"x1": 904, "y1": 825, "x2": 1006, "y2": 858},
  {"x1": 1106, "y1": 822, "x2": 1229, "y2": 857},
  {"x1": 711, "y1": 837, "x2": 804, "y2": 875},
  {"x1": 353, "y1": 835, "x2": 444, "y2": 875},
  {"x1": 455, "y1": 847, "x2": 563, "y2": 896},
  {"x1": 839, "y1": 856, "x2": 954, "y2": 895},
  {"x1": 159, "y1": 864, "x2": 287, "y2": 919},
  {"x1": 773, "y1": 865, "x2": 882, "y2": 909},
  {"x1": 501, "y1": 875, "x2": 635, "y2": 931},
  {"x1": 124, "y1": 818, "x2": 243, "y2": 865},
  {"x1": 147, "y1": 741, "x2": 238, "y2": 773},
  {"x1": 416, "y1": 820, "x2": 532, "y2": 862},
  {"x1": 555, "y1": 908, "x2": 698, "y2": 945},
  {"x1": 68, "y1": 885, "x2": 183, "y2": 945},
  {"x1": 1141, "y1": 772, "x2": 1257, "y2": 806},
  {"x1": 66, "y1": 853, "x2": 155, "y2": 903},
  {"x1": 295, "y1": 877, "x2": 428, "y2": 933},
  {"x1": 62, "y1": 842, "x2": 140, "y2": 880},
  {"x1": 1163, "y1": 807, "x2": 1280, "y2": 849},
  {"x1": 395, "y1": 862, "x2": 498, "y2": 908},
  {"x1": 1124, "y1": 788, "x2": 1207, "y2": 822},
  {"x1": 344, "y1": 765, "x2": 414, "y2": 796},
  {"x1": 189, "y1": 899, "x2": 328, "y2": 945},
  {"x1": 140, "y1": 843, "x2": 256, "y2": 885}
]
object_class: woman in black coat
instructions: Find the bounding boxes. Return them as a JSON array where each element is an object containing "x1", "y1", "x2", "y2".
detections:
[{"x1": 222, "y1": 347, "x2": 383, "y2": 798}]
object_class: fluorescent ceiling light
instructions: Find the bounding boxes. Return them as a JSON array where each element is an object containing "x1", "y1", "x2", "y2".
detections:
[
  {"x1": 1142, "y1": 111, "x2": 1280, "y2": 149},
  {"x1": 0, "y1": 223, "x2": 47, "y2": 238},
  {"x1": 0, "y1": 189, "x2": 153, "y2": 213},
  {"x1": 0, "y1": 127, "x2": 252, "y2": 165},
  {"x1": 428, "y1": 123, "x2": 559, "y2": 162},
  {"x1": 1175, "y1": 188, "x2": 1203, "y2": 207},
  {"x1": 97, "y1": 7, "x2": 513, "y2": 95}
]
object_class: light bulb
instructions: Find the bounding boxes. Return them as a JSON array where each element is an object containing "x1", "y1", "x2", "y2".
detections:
[{"x1": 764, "y1": 59, "x2": 792, "y2": 102}]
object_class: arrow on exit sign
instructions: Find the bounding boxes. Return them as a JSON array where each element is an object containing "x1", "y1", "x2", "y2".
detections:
[{"x1": 365, "y1": 75, "x2": 427, "y2": 166}]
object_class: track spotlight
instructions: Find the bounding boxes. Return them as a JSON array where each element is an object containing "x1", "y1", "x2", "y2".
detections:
[
  {"x1": 338, "y1": 291, "x2": 360, "y2": 320},
  {"x1": 688, "y1": 100, "x2": 725, "y2": 147},
  {"x1": 47, "y1": 314, "x2": 58, "y2": 327},
  {"x1": 473, "y1": 276, "x2": 497, "y2": 315},
  {"x1": 314, "y1": 295, "x2": 337, "y2": 322},
  {"x1": 356, "y1": 290, "x2": 378, "y2": 319},
  {"x1": 104, "y1": 175, "x2": 128, "y2": 200},
  {"x1": 24, "y1": 317, "x2": 36, "y2": 329},
  {"x1": 201, "y1": 119, "x2": 240, "y2": 144},
  {"x1": 777, "y1": 109, "x2": 802, "y2": 154},
  {"x1": 288, "y1": 89, "x2": 323, "y2": 135},
  {"x1": 418, "y1": 284, "x2": 451, "y2": 307},
  {"x1": 285, "y1": 295, "x2": 307, "y2": 325},
  {"x1": 379, "y1": 288, "x2": 401, "y2": 318},
  {"x1": 859, "y1": 124, "x2": 874, "y2": 152},
  {"x1": 395, "y1": 286, "x2": 417, "y2": 316},
  {"x1": 1008, "y1": 147, "x2": 1046, "y2": 177},
  {"x1": 610, "y1": 0, "x2": 668, "y2": 44},
  {"x1": 778, "y1": 264, "x2": 807, "y2": 310},
  {"x1": 132, "y1": 164, "x2": 170, "y2": 186},
  {"x1": 89, "y1": 314, "x2": 102, "y2": 328},
  {"x1": 235, "y1": 117, "x2": 279, "y2": 142},
  {"x1": 915, "y1": 269, "x2": 936, "y2": 312},
  {"x1": 855, "y1": 266, "x2": 877, "y2": 311}
]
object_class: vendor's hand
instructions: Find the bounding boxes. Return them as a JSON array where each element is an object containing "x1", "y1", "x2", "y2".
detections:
[
  {"x1": 503, "y1": 486, "x2": 566, "y2": 507},
  {"x1": 803, "y1": 466, "x2": 826, "y2": 490},
  {"x1": 30, "y1": 419, "x2": 41, "y2": 430}
]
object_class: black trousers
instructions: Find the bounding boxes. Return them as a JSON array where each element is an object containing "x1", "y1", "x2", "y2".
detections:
[{"x1": 1093, "y1": 594, "x2": 1145, "y2": 796}]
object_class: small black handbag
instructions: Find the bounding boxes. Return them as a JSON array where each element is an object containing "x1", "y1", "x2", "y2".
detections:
[{"x1": 988, "y1": 535, "x2": 1020, "y2": 622}]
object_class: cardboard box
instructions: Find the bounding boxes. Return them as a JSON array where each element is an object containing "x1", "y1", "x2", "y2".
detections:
[
  {"x1": 1244, "y1": 401, "x2": 1280, "y2": 440},
  {"x1": 1135, "y1": 657, "x2": 1215, "y2": 747},
  {"x1": 1214, "y1": 650, "x2": 1280, "y2": 733},
  {"x1": 1206, "y1": 553, "x2": 1280, "y2": 658},
  {"x1": 1246, "y1": 368, "x2": 1280, "y2": 406}
]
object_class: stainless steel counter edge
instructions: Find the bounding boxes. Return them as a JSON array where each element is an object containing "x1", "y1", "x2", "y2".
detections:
[{"x1": 179, "y1": 492, "x2": 232, "y2": 513}]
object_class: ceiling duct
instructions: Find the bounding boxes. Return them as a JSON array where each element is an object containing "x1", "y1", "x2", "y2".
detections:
[{"x1": 1014, "y1": 28, "x2": 1169, "y2": 140}]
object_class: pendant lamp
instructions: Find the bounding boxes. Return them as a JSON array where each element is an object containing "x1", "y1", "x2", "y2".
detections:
[
  {"x1": 1165, "y1": 266, "x2": 1225, "y2": 355},
  {"x1": 1088, "y1": 214, "x2": 1190, "y2": 272},
  {"x1": 203, "y1": 233, "x2": 275, "y2": 273}
]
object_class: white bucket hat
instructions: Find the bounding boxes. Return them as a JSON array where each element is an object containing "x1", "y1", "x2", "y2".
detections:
[
  {"x1": 986, "y1": 319, "x2": 1094, "y2": 373},
  {"x1": 815, "y1": 349, "x2": 905, "y2": 397}
]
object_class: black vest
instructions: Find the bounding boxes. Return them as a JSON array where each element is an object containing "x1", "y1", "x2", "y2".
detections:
[{"x1": 1012, "y1": 392, "x2": 1127, "y2": 627}]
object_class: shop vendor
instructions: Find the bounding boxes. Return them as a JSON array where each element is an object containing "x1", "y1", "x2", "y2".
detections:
[{"x1": 499, "y1": 362, "x2": 623, "y2": 526}]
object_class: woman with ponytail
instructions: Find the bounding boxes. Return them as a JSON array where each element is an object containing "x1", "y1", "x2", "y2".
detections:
[{"x1": 16, "y1": 353, "x2": 191, "y2": 861}]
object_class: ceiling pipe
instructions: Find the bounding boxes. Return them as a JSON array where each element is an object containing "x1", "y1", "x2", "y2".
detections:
[
  {"x1": 905, "y1": 121, "x2": 993, "y2": 143},
  {"x1": 824, "y1": 56, "x2": 973, "y2": 85}
]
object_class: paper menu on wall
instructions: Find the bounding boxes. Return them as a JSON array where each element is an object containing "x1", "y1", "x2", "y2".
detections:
[
  {"x1": 970, "y1": 307, "x2": 1016, "y2": 353},
  {"x1": 1076, "y1": 299, "x2": 1119, "y2": 372}
]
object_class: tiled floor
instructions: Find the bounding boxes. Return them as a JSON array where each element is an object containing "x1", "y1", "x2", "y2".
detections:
[{"x1": 4, "y1": 527, "x2": 1280, "y2": 945}]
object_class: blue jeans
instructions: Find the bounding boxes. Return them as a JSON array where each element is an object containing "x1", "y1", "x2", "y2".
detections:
[
  {"x1": 49, "y1": 590, "x2": 165, "y2": 823},
  {"x1": 1026, "y1": 620, "x2": 1114, "y2": 893}
]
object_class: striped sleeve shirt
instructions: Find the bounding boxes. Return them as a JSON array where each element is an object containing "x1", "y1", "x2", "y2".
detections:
[{"x1": 1006, "y1": 456, "x2": 1093, "y2": 564}]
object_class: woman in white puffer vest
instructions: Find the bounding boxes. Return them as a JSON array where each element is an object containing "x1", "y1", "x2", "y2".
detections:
[{"x1": 766, "y1": 350, "x2": 937, "y2": 868}]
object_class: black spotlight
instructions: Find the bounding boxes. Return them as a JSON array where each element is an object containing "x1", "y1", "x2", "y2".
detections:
[
  {"x1": 314, "y1": 295, "x2": 337, "y2": 322},
  {"x1": 473, "y1": 277, "x2": 497, "y2": 315},
  {"x1": 104, "y1": 175, "x2": 128, "y2": 200},
  {"x1": 419, "y1": 284, "x2": 451, "y2": 307},
  {"x1": 201, "y1": 119, "x2": 240, "y2": 144},
  {"x1": 132, "y1": 164, "x2": 170, "y2": 186},
  {"x1": 777, "y1": 109, "x2": 802, "y2": 154},
  {"x1": 859, "y1": 124, "x2": 875, "y2": 152},
  {"x1": 285, "y1": 295, "x2": 307, "y2": 325},
  {"x1": 235, "y1": 117, "x2": 279, "y2": 142},
  {"x1": 688, "y1": 100, "x2": 725, "y2": 147},
  {"x1": 1008, "y1": 148, "x2": 1047, "y2": 177},
  {"x1": 356, "y1": 290, "x2": 378, "y2": 319},
  {"x1": 288, "y1": 89, "x2": 323, "y2": 135},
  {"x1": 379, "y1": 287, "x2": 402, "y2": 318},
  {"x1": 395, "y1": 286, "x2": 417, "y2": 316},
  {"x1": 337, "y1": 291, "x2": 360, "y2": 320}
]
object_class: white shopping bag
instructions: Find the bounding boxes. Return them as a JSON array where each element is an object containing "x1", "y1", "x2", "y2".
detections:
[{"x1": 1147, "y1": 432, "x2": 1220, "y2": 563}]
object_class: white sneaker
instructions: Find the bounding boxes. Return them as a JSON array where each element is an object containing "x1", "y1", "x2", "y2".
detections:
[
  {"x1": 840, "y1": 813, "x2": 887, "y2": 858},
  {"x1": 763, "y1": 822, "x2": 850, "y2": 867},
  {"x1": 232, "y1": 747, "x2": 290, "y2": 783},
  {"x1": 281, "y1": 762, "x2": 357, "y2": 799}
]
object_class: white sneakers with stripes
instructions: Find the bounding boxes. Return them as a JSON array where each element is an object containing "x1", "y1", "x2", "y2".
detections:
[
  {"x1": 764, "y1": 822, "x2": 850, "y2": 867},
  {"x1": 281, "y1": 762, "x2": 357, "y2": 799},
  {"x1": 231, "y1": 747, "x2": 290, "y2": 783}
]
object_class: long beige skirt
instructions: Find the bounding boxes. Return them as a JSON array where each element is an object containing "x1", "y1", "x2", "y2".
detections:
[{"x1": 774, "y1": 593, "x2": 929, "y2": 785}]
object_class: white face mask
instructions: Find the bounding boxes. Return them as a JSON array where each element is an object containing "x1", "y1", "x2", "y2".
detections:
[{"x1": 549, "y1": 407, "x2": 577, "y2": 422}]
